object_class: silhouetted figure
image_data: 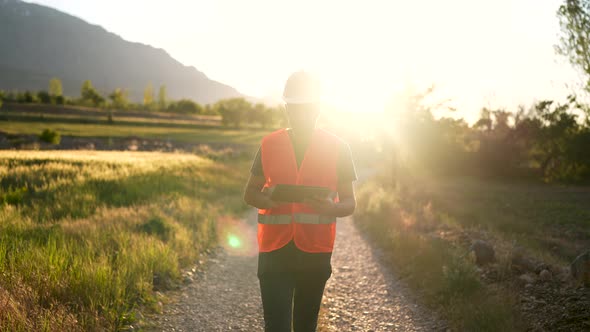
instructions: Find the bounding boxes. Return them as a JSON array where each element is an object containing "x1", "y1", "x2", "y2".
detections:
[{"x1": 244, "y1": 71, "x2": 357, "y2": 332}]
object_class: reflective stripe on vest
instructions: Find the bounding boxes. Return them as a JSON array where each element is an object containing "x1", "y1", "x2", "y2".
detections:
[{"x1": 258, "y1": 213, "x2": 336, "y2": 225}]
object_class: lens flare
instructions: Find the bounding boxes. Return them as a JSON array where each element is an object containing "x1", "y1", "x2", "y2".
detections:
[
  {"x1": 228, "y1": 234, "x2": 241, "y2": 248},
  {"x1": 216, "y1": 215, "x2": 258, "y2": 257}
]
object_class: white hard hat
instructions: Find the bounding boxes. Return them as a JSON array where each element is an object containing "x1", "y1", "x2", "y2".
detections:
[{"x1": 282, "y1": 71, "x2": 321, "y2": 104}]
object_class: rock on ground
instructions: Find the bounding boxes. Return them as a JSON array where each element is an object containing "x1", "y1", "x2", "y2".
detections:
[
  {"x1": 470, "y1": 239, "x2": 495, "y2": 266},
  {"x1": 571, "y1": 251, "x2": 590, "y2": 286}
]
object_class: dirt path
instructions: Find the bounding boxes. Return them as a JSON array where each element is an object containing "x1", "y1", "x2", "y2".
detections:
[
  {"x1": 143, "y1": 209, "x2": 262, "y2": 331},
  {"x1": 321, "y1": 218, "x2": 445, "y2": 331},
  {"x1": 144, "y1": 210, "x2": 445, "y2": 331}
]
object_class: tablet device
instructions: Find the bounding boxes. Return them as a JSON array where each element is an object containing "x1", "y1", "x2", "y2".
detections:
[{"x1": 269, "y1": 184, "x2": 331, "y2": 203}]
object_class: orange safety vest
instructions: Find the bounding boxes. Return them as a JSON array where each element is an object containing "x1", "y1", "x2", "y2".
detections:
[{"x1": 258, "y1": 128, "x2": 340, "y2": 253}]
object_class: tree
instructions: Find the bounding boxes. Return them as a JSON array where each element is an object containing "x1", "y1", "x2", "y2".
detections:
[
  {"x1": 144, "y1": 83, "x2": 154, "y2": 107},
  {"x1": 216, "y1": 98, "x2": 251, "y2": 127},
  {"x1": 80, "y1": 80, "x2": 104, "y2": 106},
  {"x1": 158, "y1": 85, "x2": 167, "y2": 111},
  {"x1": 81, "y1": 80, "x2": 93, "y2": 99},
  {"x1": 3, "y1": 91, "x2": 17, "y2": 103},
  {"x1": 109, "y1": 88, "x2": 129, "y2": 110},
  {"x1": 202, "y1": 104, "x2": 218, "y2": 116},
  {"x1": 166, "y1": 99, "x2": 202, "y2": 114},
  {"x1": 247, "y1": 103, "x2": 278, "y2": 128},
  {"x1": 39, "y1": 129, "x2": 61, "y2": 145},
  {"x1": 49, "y1": 78, "x2": 63, "y2": 97},
  {"x1": 557, "y1": 0, "x2": 590, "y2": 91},
  {"x1": 532, "y1": 96, "x2": 590, "y2": 181},
  {"x1": 474, "y1": 108, "x2": 492, "y2": 132},
  {"x1": 37, "y1": 91, "x2": 52, "y2": 104},
  {"x1": 21, "y1": 91, "x2": 36, "y2": 103},
  {"x1": 492, "y1": 110, "x2": 511, "y2": 133},
  {"x1": 54, "y1": 95, "x2": 65, "y2": 105}
]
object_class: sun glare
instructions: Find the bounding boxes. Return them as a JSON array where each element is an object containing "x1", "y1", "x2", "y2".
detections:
[{"x1": 30, "y1": 0, "x2": 576, "y2": 121}]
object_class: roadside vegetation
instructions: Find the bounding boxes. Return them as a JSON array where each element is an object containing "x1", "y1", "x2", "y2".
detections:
[
  {"x1": 0, "y1": 151, "x2": 251, "y2": 331},
  {"x1": 351, "y1": 80, "x2": 590, "y2": 329},
  {"x1": 355, "y1": 170, "x2": 590, "y2": 330}
]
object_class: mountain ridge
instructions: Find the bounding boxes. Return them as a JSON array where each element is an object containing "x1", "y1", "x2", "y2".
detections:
[{"x1": 0, "y1": 0, "x2": 244, "y2": 104}]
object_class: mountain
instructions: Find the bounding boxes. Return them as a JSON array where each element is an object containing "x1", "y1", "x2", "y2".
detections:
[{"x1": 0, "y1": 0, "x2": 243, "y2": 104}]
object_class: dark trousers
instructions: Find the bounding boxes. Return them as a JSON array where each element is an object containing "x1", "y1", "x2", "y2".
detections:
[{"x1": 258, "y1": 270, "x2": 330, "y2": 332}]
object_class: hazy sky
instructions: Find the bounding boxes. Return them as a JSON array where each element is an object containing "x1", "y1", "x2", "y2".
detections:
[{"x1": 30, "y1": 0, "x2": 581, "y2": 122}]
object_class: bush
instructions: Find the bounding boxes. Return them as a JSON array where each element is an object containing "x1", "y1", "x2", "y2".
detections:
[
  {"x1": 39, "y1": 129, "x2": 61, "y2": 145},
  {"x1": 137, "y1": 217, "x2": 172, "y2": 242},
  {"x1": 354, "y1": 179, "x2": 519, "y2": 330},
  {"x1": 37, "y1": 91, "x2": 52, "y2": 104},
  {"x1": 167, "y1": 99, "x2": 202, "y2": 114},
  {"x1": 54, "y1": 95, "x2": 65, "y2": 105},
  {"x1": 17, "y1": 91, "x2": 37, "y2": 103},
  {"x1": 1, "y1": 186, "x2": 28, "y2": 205},
  {"x1": 216, "y1": 98, "x2": 250, "y2": 127}
]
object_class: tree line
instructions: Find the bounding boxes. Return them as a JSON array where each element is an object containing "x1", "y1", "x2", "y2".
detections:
[
  {"x1": 375, "y1": 1, "x2": 590, "y2": 184},
  {"x1": 383, "y1": 90, "x2": 590, "y2": 183},
  {"x1": 0, "y1": 78, "x2": 283, "y2": 128}
]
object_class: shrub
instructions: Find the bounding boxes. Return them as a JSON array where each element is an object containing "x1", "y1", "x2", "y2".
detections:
[
  {"x1": 17, "y1": 91, "x2": 37, "y2": 103},
  {"x1": 167, "y1": 99, "x2": 202, "y2": 114},
  {"x1": 137, "y1": 217, "x2": 172, "y2": 242},
  {"x1": 216, "y1": 98, "x2": 250, "y2": 127},
  {"x1": 39, "y1": 129, "x2": 61, "y2": 145},
  {"x1": 1, "y1": 186, "x2": 28, "y2": 205},
  {"x1": 54, "y1": 95, "x2": 65, "y2": 105},
  {"x1": 37, "y1": 91, "x2": 52, "y2": 104}
]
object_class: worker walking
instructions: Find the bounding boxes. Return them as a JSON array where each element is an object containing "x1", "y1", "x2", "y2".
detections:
[{"x1": 244, "y1": 71, "x2": 357, "y2": 332}]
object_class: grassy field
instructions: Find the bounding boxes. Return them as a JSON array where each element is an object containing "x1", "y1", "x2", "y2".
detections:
[
  {"x1": 0, "y1": 110, "x2": 221, "y2": 128},
  {"x1": 421, "y1": 177, "x2": 590, "y2": 264},
  {"x1": 0, "y1": 150, "x2": 252, "y2": 331},
  {"x1": 1, "y1": 117, "x2": 266, "y2": 146},
  {"x1": 354, "y1": 173, "x2": 590, "y2": 331},
  {"x1": 1, "y1": 103, "x2": 222, "y2": 124},
  {"x1": 0, "y1": 105, "x2": 268, "y2": 146}
]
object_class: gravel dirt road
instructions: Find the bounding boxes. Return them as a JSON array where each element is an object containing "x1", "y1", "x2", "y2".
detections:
[{"x1": 144, "y1": 209, "x2": 445, "y2": 331}]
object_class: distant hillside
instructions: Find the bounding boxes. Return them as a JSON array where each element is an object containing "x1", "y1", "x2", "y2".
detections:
[{"x1": 0, "y1": 0, "x2": 243, "y2": 104}]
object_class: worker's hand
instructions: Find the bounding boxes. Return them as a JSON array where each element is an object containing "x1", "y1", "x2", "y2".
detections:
[
  {"x1": 259, "y1": 186, "x2": 285, "y2": 209},
  {"x1": 259, "y1": 196, "x2": 280, "y2": 209},
  {"x1": 304, "y1": 196, "x2": 336, "y2": 216}
]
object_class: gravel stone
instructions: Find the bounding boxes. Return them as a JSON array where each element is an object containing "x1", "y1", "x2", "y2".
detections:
[{"x1": 539, "y1": 269, "x2": 552, "y2": 282}]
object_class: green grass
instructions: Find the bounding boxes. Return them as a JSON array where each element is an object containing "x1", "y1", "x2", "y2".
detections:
[
  {"x1": 0, "y1": 104, "x2": 269, "y2": 146},
  {"x1": 0, "y1": 150, "x2": 251, "y2": 331},
  {"x1": 1, "y1": 103, "x2": 221, "y2": 124},
  {"x1": 356, "y1": 172, "x2": 590, "y2": 330},
  {"x1": 0, "y1": 111, "x2": 221, "y2": 129},
  {"x1": 419, "y1": 176, "x2": 590, "y2": 263},
  {"x1": 0, "y1": 118, "x2": 266, "y2": 145},
  {"x1": 355, "y1": 177, "x2": 523, "y2": 331}
]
